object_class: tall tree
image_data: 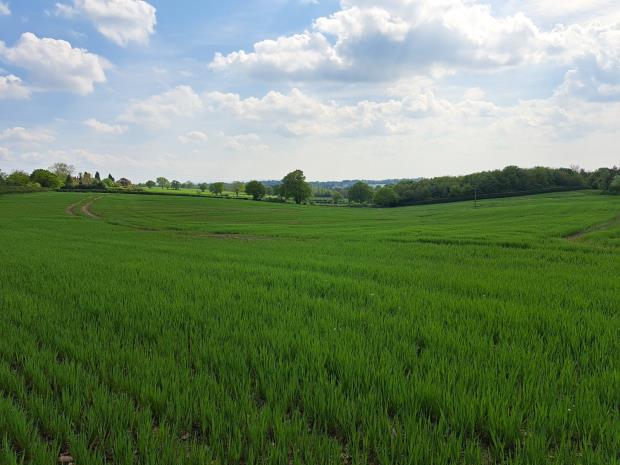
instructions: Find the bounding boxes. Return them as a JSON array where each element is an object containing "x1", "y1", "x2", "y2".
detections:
[
  {"x1": 232, "y1": 181, "x2": 245, "y2": 197},
  {"x1": 209, "y1": 182, "x2": 225, "y2": 196},
  {"x1": 146, "y1": 180, "x2": 156, "y2": 189},
  {"x1": 348, "y1": 181, "x2": 374, "y2": 204},
  {"x1": 245, "y1": 180, "x2": 266, "y2": 200},
  {"x1": 157, "y1": 177, "x2": 170, "y2": 189},
  {"x1": 49, "y1": 162, "x2": 74, "y2": 179},
  {"x1": 374, "y1": 186, "x2": 399, "y2": 207},
  {"x1": 30, "y1": 169, "x2": 62, "y2": 189},
  {"x1": 7, "y1": 170, "x2": 31, "y2": 186},
  {"x1": 95, "y1": 171, "x2": 101, "y2": 181},
  {"x1": 171, "y1": 180, "x2": 181, "y2": 190},
  {"x1": 281, "y1": 170, "x2": 312, "y2": 204},
  {"x1": 198, "y1": 183, "x2": 208, "y2": 193}
]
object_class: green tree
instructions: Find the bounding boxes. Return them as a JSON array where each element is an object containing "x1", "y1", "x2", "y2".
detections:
[
  {"x1": 281, "y1": 170, "x2": 312, "y2": 204},
  {"x1": 171, "y1": 180, "x2": 181, "y2": 190},
  {"x1": 348, "y1": 181, "x2": 374, "y2": 204},
  {"x1": 49, "y1": 162, "x2": 74, "y2": 179},
  {"x1": 232, "y1": 181, "x2": 245, "y2": 197},
  {"x1": 108, "y1": 174, "x2": 115, "y2": 182},
  {"x1": 156, "y1": 177, "x2": 170, "y2": 189},
  {"x1": 271, "y1": 184, "x2": 282, "y2": 198},
  {"x1": 331, "y1": 191, "x2": 343, "y2": 204},
  {"x1": 146, "y1": 180, "x2": 156, "y2": 189},
  {"x1": 209, "y1": 182, "x2": 225, "y2": 196},
  {"x1": 7, "y1": 170, "x2": 31, "y2": 186},
  {"x1": 0, "y1": 170, "x2": 7, "y2": 184},
  {"x1": 374, "y1": 186, "x2": 399, "y2": 207},
  {"x1": 95, "y1": 171, "x2": 101, "y2": 181},
  {"x1": 31, "y1": 169, "x2": 62, "y2": 188},
  {"x1": 245, "y1": 180, "x2": 266, "y2": 200},
  {"x1": 103, "y1": 178, "x2": 116, "y2": 188},
  {"x1": 64, "y1": 174, "x2": 74, "y2": 188},
  {"x1": 198, "y1": 183, "x2": 208, "y2": 193},
  {"x1": 609, "y1": 175, "x2": 620, "y2": 194}
]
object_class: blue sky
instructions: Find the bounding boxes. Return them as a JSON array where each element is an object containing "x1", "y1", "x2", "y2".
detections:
[{"x1": 0, "y1": 0, "x2": 619, "y2": 182}]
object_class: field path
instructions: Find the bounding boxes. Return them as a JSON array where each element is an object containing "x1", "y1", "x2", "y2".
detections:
[
  {"x1": 566, "y1": 212, "x2": 620, "y2": 241},
  {"x1": 65, "y1": 200, "x2": 82, "y2": 217},
  {"x1": 81, "y1": 197, "x2": 102, "y2": 219}
]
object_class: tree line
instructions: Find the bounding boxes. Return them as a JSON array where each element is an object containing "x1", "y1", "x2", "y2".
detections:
[{"x1": 2, "y1": 163, "x2": 619, "y2": 206}]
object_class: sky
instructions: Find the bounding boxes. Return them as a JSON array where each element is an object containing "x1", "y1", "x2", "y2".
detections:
[{"x1": 0, "y1": 0, "x2": 619, "y2": 182}]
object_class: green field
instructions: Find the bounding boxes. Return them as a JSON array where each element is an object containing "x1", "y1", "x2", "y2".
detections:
[{"x1": 0, "y1": 191, "x2": 619, "y2": 465}]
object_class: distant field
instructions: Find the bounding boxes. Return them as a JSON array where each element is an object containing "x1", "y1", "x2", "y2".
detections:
[{"x1": 0, "y1": 191, "x2": 618, "y2": 465}]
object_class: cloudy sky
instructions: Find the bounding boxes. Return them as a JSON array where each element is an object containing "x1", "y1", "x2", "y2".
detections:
[{"x1": 0, "y1": 0, "x2": 619, "y2": 182}]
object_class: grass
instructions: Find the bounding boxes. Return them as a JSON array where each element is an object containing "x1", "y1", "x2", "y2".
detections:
[{"x1": 0, "y1": 190, "x2": 618, "y2": 464}]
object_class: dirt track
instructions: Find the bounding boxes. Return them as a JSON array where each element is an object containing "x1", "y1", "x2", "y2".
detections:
[
  {"x1": 65, "y1": 196, "x2": 101, "y2": 219},
  {"x1": 80, "y1": 197, "x2": 101, "y2": 219},
  {"x1": 566, "y1": 213, "x2": 620, "y2": 241}
]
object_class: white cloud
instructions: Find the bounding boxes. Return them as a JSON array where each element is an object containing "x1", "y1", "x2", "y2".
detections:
[
  {"x1": 204, "y1": 87, "x2": 457, "y2": 137},
  {"x1": 0, "y1": 75, "x2": 31, "y2": 99},
  {"x1": 119, "y1": 85, "x2": 203, "y2": 128},
  {"x1": 546, "y1": 21, "x2": 620, "y2": 101},
  {"x1": 178, "y1": 130, "x2": 208, "y2": 143},
  {"x1": 210, "y1": 0, "x2": 620, "y2": 87},
  {"x1": 0, "y1": 2, "x2": 10, "y2": 16},
  {"x1": 84, "y1": 118, "x2": 127, "y2": 134},
  {"x1": 56, "y1": 0, "x2": 157, "y2": 46},
  {"x1": 0, "y1": 33, "x2": 107, "y2": 95},
  {"x1": 223, "y1": 133, "x2": 269, "y2": 152},
  {"x1": 512, "y1": 0, "x2": 619, "y2": 22},
  {"x1": 202, "y1": 80, "x2": 620, "y2": 145},
  {"x1": 0, "y1": 127, "x2": 55, "y2": 145},
  {"x1": 210, "y1": 1, "x2": 550, "y2": 81},
  {"x1": 0, "y1": 146, "x2": 9, "y2": 158}
]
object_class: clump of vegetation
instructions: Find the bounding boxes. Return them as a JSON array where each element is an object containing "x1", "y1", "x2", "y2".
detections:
[
  {"x1": 608, "y1": 175, "x2": 620, "y2": 194},
  {"x1": 348, "y1": 181, "x2": 374, "y2": 204},
  {"x1": 374, "y1": 186, "x2": 399, "y2": 207},
  {"x1": 245, "y1": 180, "x2": 266, "y2": 200},
  {"x1": 279, "y1": 169, "x2": 312, "y2": 204}
]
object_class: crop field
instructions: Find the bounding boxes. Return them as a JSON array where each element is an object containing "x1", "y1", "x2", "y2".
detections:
[{"x1": 0, "y1": 191, "x2": 619, "y2": 465}]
